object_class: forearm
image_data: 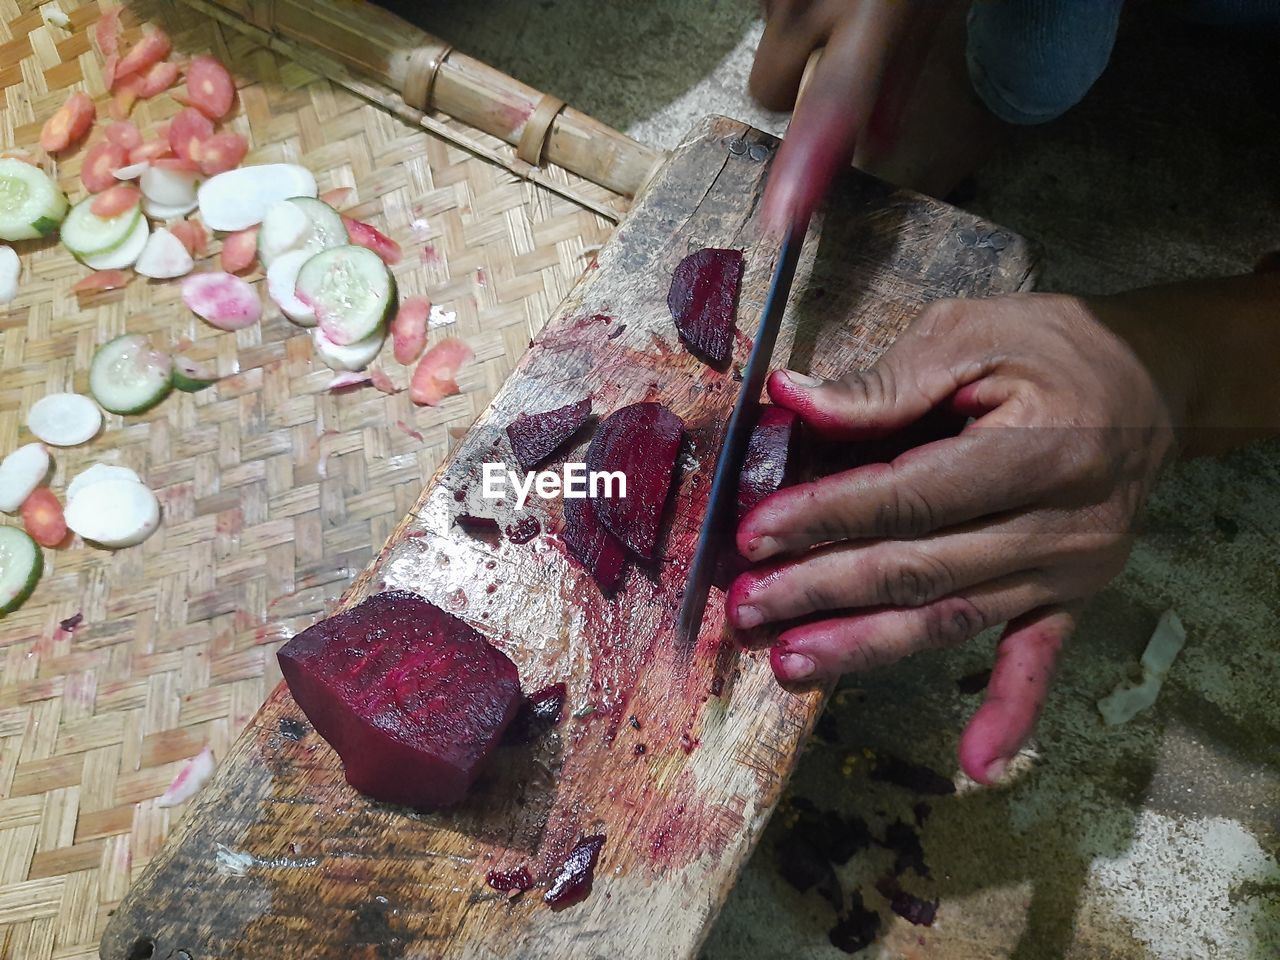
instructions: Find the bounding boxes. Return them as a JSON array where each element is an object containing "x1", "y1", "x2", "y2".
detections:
[{"x1": 1091, "y1": 271, "x2": 1280, "y2": 457}]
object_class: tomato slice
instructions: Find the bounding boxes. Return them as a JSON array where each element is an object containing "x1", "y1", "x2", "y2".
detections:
[
  {"x1": 183, "y1": 55, "x2": 236, "y2": 120},
  {"x1": 104, "y1": 120, "x2": 142, "y2": 150},
  {"x1": 115, "y1": 29, "x2": 172, "y2": 81},
  {"x1": 170, "y1": 220, "x2": 209, "y2": 256},
  {"x1": 342, "y1": 216, "x2": 402, "y2": 265},
  {"x1": 138, "y1": 60, "x2": 180, "y2": 98},
  {"x1": 221, "y1": 226, "x2": 259, "y2": 273},
  {"x1": 110, "y1": 75, "x2": 144, "y2": 120},
  {"x1": 169, "y1": 107, "x2": 214, "y2": 162},
  {"x1": 197, "y1": 132, "x2": 248, "y2": 176},
  {"x1": 72, "y1": 270, "x2": 130, "y2": 293},
  {"x1": 39, "y1": 91, "x2": 95, "y2": 153},
  {"x1": 90, "y1": 184, "x2": 141, "y2": 217},
  {"x1": 81, "y1": 140, "x2": 129, "y2": 193},
  {"x1": 128, "y1": 138, "x2": 173, "y2": 164},
  {"x1": 21, "y1": 489, "x2": 67, "y2": 549}
]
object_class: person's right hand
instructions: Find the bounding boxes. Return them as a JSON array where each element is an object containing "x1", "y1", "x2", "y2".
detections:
[{"x1": 751, "y1": 0, "x2": 947, "y2": 231}]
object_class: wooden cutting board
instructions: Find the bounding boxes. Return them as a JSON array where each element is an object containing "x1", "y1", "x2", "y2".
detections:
[{"x1": 100, "y1": 117, "x2": 1035, "y2": 960}]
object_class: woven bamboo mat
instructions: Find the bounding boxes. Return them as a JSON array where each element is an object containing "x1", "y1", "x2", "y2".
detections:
[{"x1": 0, "y1": 2, "x2": 617, "y2": 956}]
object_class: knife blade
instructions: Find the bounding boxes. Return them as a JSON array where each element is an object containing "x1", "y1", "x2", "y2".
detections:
[{"x1": 676, "y1": 224, "x2": 806, "y2": 651}]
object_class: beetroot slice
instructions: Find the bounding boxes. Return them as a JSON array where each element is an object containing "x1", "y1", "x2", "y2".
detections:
[
  {"x1": 586, "y1": 402, "x2": 683, "y2": 561},
  {"x1": 486, "y1": 866, "x2": 534, "y2": 893},
  {"x1": 277, "y1": 590, "x2": 522, "y2": 809},
  {"x1": 544, "y1": 834, "x2": 606, "y2": 909},
  {"x1": 506, "y1": 398, "x2": 592, "y2": 473},
  {"x1": 668, "y1": 248, "x2": 744, "y2": 365},
  {"x1": 738, "y1": 406, "x2": 799, "y2": 519},
  {"x1": 563, "y1": 495, "x2": 626, "y2": 593}
]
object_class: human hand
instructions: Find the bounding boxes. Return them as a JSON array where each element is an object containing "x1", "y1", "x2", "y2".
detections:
[{"x1": 725, "y1": 293, "x2": 1178, "y2": 783}]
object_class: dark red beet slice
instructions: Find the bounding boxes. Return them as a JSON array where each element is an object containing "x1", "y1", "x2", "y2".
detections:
[
  {"x1": 486, "y1": 866, "x2": 534, "y2": 893},
  {"x1": 667, "y1": 247, "x2": 744, "y2": 365},
  {"x1": 586, "y1": 402, "x2": 683, "y2": 560},
  {"x1": 503, "y1": 681, "x2": 567, "y2": 743},
  {"x1": 737, "y1": 406, "x2": 799, "y2": 519},
  {"x1": 544, "y1": 834, "x2": 606, "y2": 909},
  {"x1": 562, "y1": 495, "x2": 627, "y2": 592},
  {"x1": 277, "y1": 590, "x2": 522, "y2": 809},
  {"x1": 505, "y1": 515, "x2": 540, "y2": 544},
  {"x1": 506, "y1": 398, "x2": 592, "y2": 473}
]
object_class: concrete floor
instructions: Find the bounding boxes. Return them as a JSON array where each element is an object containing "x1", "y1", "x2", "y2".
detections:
[{"x1": 406, "y1": 3, "x2": 1280, "y2": 957}]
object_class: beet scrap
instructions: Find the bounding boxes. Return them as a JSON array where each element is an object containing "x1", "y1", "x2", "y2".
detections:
[
  {"x1": 503, "y1": 682, "x2": 567, "y2": 743},
  {"x1": 506, "y1": 398, "x2": 592, "y2": 473},
  {"x1": 505, "y1": 515, "x2": 540, "y2": 545},
  {"x1": 277, "y1": 590, "x2": 522, "y2": 809},
  {"x1": 738, "y1": 406, "x2": 799, "y2": 519},
  {"x1": 587, "y1": 402, "x2": 683, "y2": 560},
  {"x1": 486, "y1": 866, "x2": 534, "y2": 893},
  {"x1": 562, "y1": 495, "x2": 627, "y2": 592},
  {"x1": 668, "y1": 247, "x2": 744, "y2": 365},
  {"x1": 544, "y1": 834, "x2": 606, "y2": 909}
]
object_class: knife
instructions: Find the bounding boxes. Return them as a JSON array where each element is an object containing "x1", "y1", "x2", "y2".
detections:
[{"x1": 675, "y1": 223, "x2": 806, "y2": 651}]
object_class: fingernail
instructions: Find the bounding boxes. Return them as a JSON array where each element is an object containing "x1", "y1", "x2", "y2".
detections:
[
  {"x1": 784, "y1": 371, "x2": 823, "y2": 388},
  {"x1": 777, "y1": 652, "x2": 816, "y2": 681},
  {"x1": 984, "y1": 758, "x2": 1008, "y2": 784},
  {"x1": 735, "y1": 605, "x2": 762, "y2": 629},
  {"x1": 744, "y1": 535, "x2": 777, "y2": 559}
]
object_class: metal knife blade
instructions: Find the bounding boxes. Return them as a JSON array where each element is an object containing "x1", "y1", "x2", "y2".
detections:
[{"x1": 675, "y1": 225, "x2": 805, "y2": 651}]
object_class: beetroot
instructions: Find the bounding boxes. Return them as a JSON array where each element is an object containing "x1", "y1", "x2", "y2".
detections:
[
  {"x1": 737, "y1": 406, "x2": 799, "y2": 519},
  {"x1": 563, "y1": 495, "x2": 627, "y2": 592},
  {"x1": 668, "y1": 248, "x2": 744, "y2": 365},
  {"x1": 506, "y1": 398, "x2": 592, "y2": 473},
  {"x1": 504, "y1": 682, "x2": 567, "y2": 743},
  {"x1": 277, "y1": 590, "x2": 522, "y2": 809},
  {"x1": 506, "y1": 515, "x2": 541, "y2": 544},
  {"x1": 486, "y1": 866, "x2": 534, "y2": 893},
  {"x1": 544, "y1": 834, "x2": 606, "y2": 909},
  {"x1": 587, "y1": 402, "x2": 683, "y2": 560}
]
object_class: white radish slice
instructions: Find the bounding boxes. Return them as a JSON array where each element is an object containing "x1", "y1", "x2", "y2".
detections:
[
  {"x1": 135, "y1": 228, "x2": 194, "y2": 279},
  {"x1": 64, "y1": 476, "x2": 161, "y2": 548},
  {"x1": 0, "y1": 245, "x2": 18, "y2": 305},
  {"x1": 27, "y1": 393, "x2": 102, "y2": 446},
  {"x1": 257, "y1": 200, "x2": 310, "y2": 268},
  {"x1": 197, "y1": 164, "x2": 317, "y2": 232},
  {"x1": 156, "y1": 745, "x2": 215, "y2": 807},
  {"x1": 266, "y1": 249, "x2": 316, "y2": 325},
  {"x1": 143, "y1": 196, "x2": 198, "y2": 220},
  {"x1": 140, "y1": 165, "x2": 199, "y2": 208},
  {"x1": 113, "y1": 161, "x2": 151, "y2": 181},
  {"x1": 81, "y1": 216, "x2": 148, "y2": 271},
  {"x1": 181, "y1": 271, "x2": 262, "y2": 330},
  {"x1": 312, "y1": 325, "x2": 385, "y2": 372},
  {"x1": 0, "y1": 443, "x2": 50, "y2": 513},
  {"x1": 66, "y1": 463, "x2": 142, "y2": 505}
]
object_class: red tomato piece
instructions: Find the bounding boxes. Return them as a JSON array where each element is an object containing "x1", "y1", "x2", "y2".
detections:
[
  {"x1": 90, "y1": 184, "x2": 141, "y2": 218},
  {"x1": 21, "y1": 489, "x2": 67, "y2": 548},
  {"x1": 138, "y1": 60, "x2": 180, "y2": 98},
  {"x1": 81, "y1": 140, "x2": 128, "y2": 193},
  {"x1": 109, "y1": 76, "x2": 144, "y2": 120},
  {"x1": 196, "y1": 132, "x2": 247, "y2": 176},
  {"x1": 39, "y1": 91, "x2": 95, "y2": 153},
  {"x1": 183, "y1": 55, "x2": 236, "y2": 120},
  {"x1": 71, "y1": 270, "x2": 130, "y2": 293},
  {"x1": 169, "y1": 107, "x2": 214, "y2": 162},
  {"x1": 104, "y1": 120, "x2": 141, "y2": 150},
  {"x1": 319, "y1": 186, "x2": 354, "y2": 209},
  {"x1": 342, "y1": 216, "x2": 402, "y2": 265},
  {"x1": 170, "y1": 220, "x2": 209, "y2": 256},
  {"x1": 94, "y1": 8, "x2": 121, "y2": 58},
  {"x1": 221, "y1": 226, "x2": 259, "y2": 273},
  {"x1": 115, "y1": 29, "x2": 172, "y2": 81},
  {"x1": 128, "y1": 139, "x2": 173, "y2": 164}
]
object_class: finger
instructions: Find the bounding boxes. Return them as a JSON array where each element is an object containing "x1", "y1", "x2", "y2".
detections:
[
  {"x1": 749, "y1": 0, "x2": 831, "y2": 111},
  {"x1": 727, "y1": 519, "x2": 1040, "y2": 629},
  {"x1": 738, "y1": 426, "x2": 1056, "y2": 561},
  {"x1": 769, "y1": 573, "x2": 1052, "y2": 683},
  {"x1": 761, "y1": 1, "x2": 909, "y2": 232},
  {"x1": 957, "y1": 605, "x2": 1077, "y2": 785},
  {"x1": 860, "y1": 1, "x2": 949, "y2": 161}
]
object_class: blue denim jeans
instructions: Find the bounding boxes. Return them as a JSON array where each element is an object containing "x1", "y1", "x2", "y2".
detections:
[{"x1": 966, "y1": 0, "x2": 1280, "y2": 124}]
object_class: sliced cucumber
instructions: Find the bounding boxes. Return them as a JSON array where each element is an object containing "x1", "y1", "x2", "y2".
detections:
[
  {"x1": 90, "y1": 334, "x2": 173, "y2": 415},
  {"x1": 297, "y1": 245, "x2": 396, "y2": 346},
  {"x1": 312, "y1": 323, "x2": 386, "y2": 371},
  {"x1": 0, "y1": 158, "x2": 68, "y2": 242},
  {"x1": 258, "y1": 197, "x2": 347, "y2": 268},
  {"x1": 80, "y1": 216, "x2": 149, "y2": 271},
  {"x1": 0, "y1": 526, "x2": 42, "y2": 616},
  {"x1": 62, "y1": 197, "x2": 142, "y2": 259},
  {"x1": 288, "y1": 197, "x2": 347, "y2": 255},
  {"x1": 172, "y1": 356, "x2": 219, "y2": 393}
]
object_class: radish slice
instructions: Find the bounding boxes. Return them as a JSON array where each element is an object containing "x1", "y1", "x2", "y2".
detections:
[
  {"x1": 142, "y1": 196, "x2": 198, "y2": 220},
  {"x1": 410, "y1": 337, "x2": 474, "y2": 406},
  {"x1": 66, "y1": 463, "x2": 142, "y2": 504},
  {"x1": 112, "y1": 160, "x2": 151, "y2": 181},
  {"x1": 64, "y1": 476, "x2": 161, "y2": 548},
  {"x1": 196, "y1": 164, "x2": 317, "y2": 231},
  {"x1": 342, "y1": 216, "x2": 402, "y2": 265},
  {"x1": 328, "y1": 371, "x2": 372, "y2": 391},
  {"x1": 257, "y1": 199, "x2": 310, "y2": 267},
  {"x1": 265, "y1": 248, "x2": 315, "y2": 325},
  {"x1": 312, "y1": 325, "x2": 385, "y2": 372},
  {"x1": 156, "y1": 746, "x2": 215, "y2": 807},
  {"x1": 169, "y1": 220, "x2": 208, "y2": 256},
  {"x1": 220, "y1": 227, "x2": 258, "y2": 274},
  {"x1": 135, "y1": 228, "x2": 194, "y2": 279},
  {"x1": 27, "y1": 393, "x2": 103, "y2": 446},
  {"x1": 182, "y1": 272, "x2": 262, "y2": 330},
  {"x1": 0, "y1": 246, "x2": 18, "y2": 305},
  {"x1": 0, "y1": 443, "x2": 50, "y2": 513},
  {"x1": 140, "y1": 164, "x2": 198, "y2": 208}
]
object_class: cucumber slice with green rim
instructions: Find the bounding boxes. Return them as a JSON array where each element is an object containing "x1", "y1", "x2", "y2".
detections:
[
  {"x1": 172, "y1": 357, "x2": 219, "y2": 393},
  {"x1": 258, "y1": 197, "x2": 348, "y2": 269},
  {"x1": 296, "y1": 245, "x2": 396, "y2": 346},
  {"x1": 79, "y1": 215, "x2": 149, "y2": 271},
  {"x1": 0, "y1": 526, "x2": 42, "y2": 616},
  {"x1": 0, "y1": 158, "x2": 68, "y2": 242},
  {"x1": 289, "y1": 197, "x2": 347, "y2": 255},
  {"x1": 62, "y1": 196, "x2": 142, "y2": 259},
  {"x1": 312, "y1": 323, "x2": 386, "y2": 371},
  {"x1": 90, "y1": 334, "x2": 174, "y2": 415}
]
